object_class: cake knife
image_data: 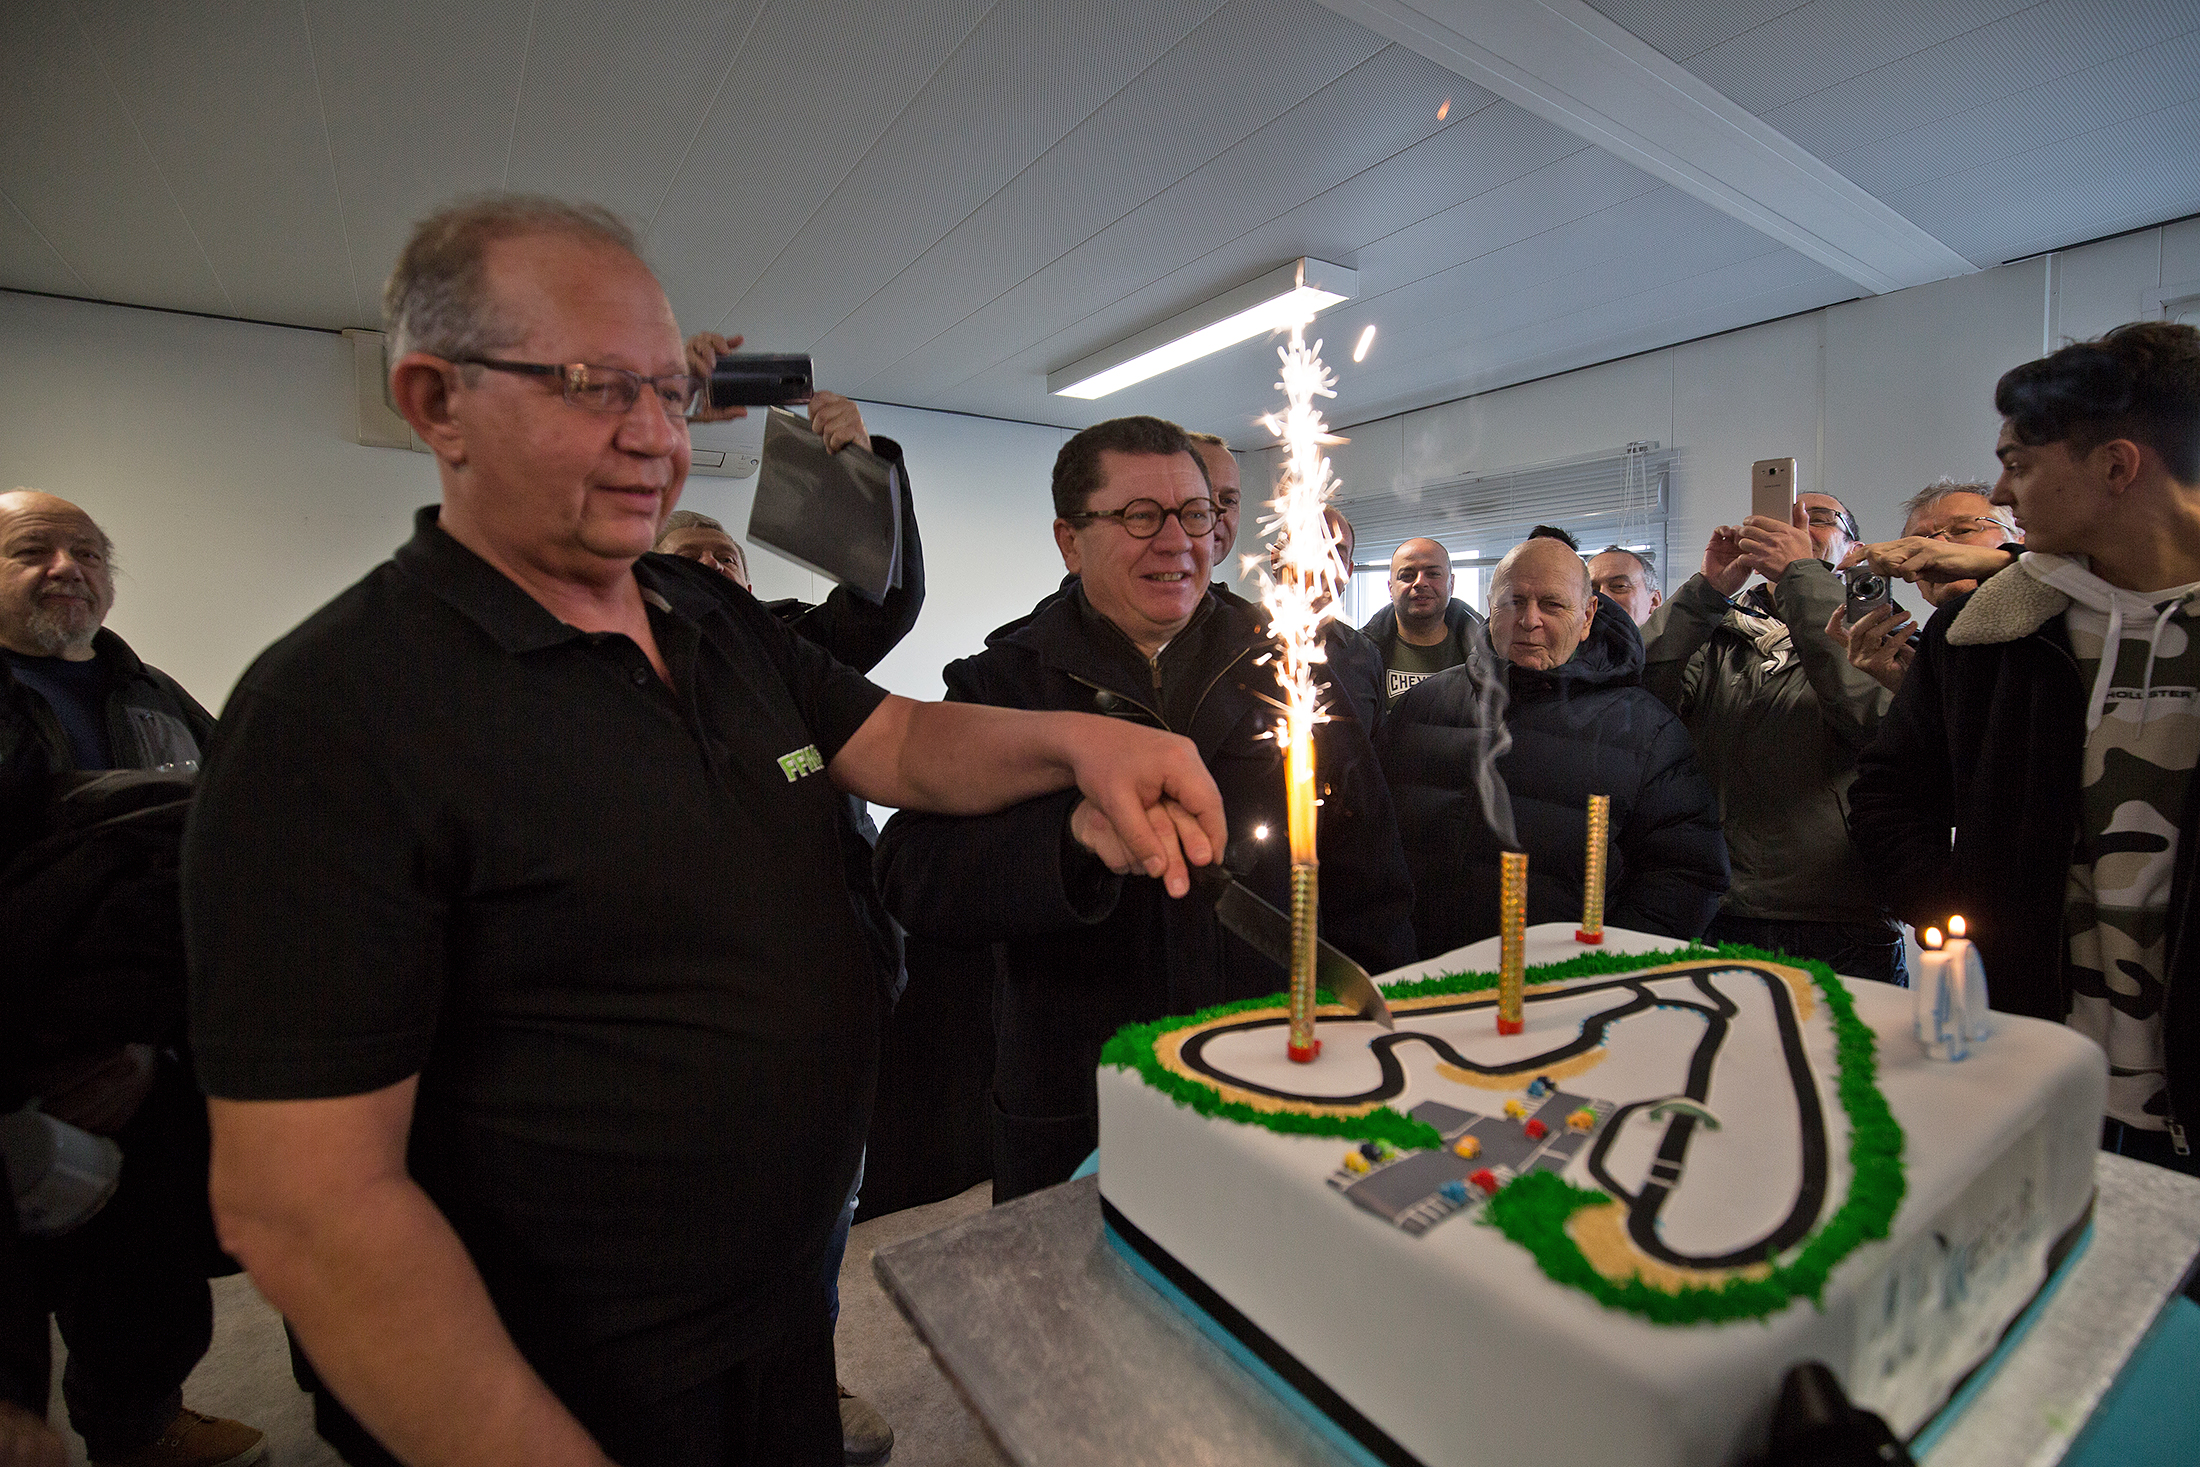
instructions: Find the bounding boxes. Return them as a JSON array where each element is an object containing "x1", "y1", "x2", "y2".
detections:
[{"x1": 1189, "y1": 865, "x2": 1395, "y2": 1030}]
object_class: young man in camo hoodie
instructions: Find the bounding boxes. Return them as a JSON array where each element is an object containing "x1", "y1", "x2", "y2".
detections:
[{"x1": 1849, "y1": 320, "x2": 2200, "y2": 1174}]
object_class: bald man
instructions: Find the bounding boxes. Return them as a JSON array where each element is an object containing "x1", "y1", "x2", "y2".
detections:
[
  {"x1": 1362, "y1": 537, "x2": 1486, "y2": 706},
  {"x1": 0, "y1": 491, "x2": 213, "y2": 804},
  {"x1": 1383, "y1": 536, "x2": 1726, "y2": 955},
  {"x1": 0, "y1": 489, "x2": 262, "y2": 1466}
]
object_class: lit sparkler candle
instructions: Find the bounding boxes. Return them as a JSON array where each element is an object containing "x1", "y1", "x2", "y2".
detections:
[
  {"x1": 1576, "y1": 794, "x2": 1610, "y2": 944},
  {"x1": 1258, "y1": 321, "x2": 1342, "y2": 1064},
  {"x1": 1498, "y1": 851, "x2": 1527, "y2": 1035}
]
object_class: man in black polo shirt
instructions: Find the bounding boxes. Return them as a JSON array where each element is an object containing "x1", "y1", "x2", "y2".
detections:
[{"x1": 182, "y1": 195, "x2": 1223, "y2": 1467}]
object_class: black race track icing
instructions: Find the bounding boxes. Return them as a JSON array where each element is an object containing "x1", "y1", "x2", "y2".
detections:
[{"x1": 1175, "y1": 963, "x2": 1830, "y2": 1270}]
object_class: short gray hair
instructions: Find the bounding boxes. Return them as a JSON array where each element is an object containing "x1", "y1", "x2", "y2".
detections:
[
  {"x1": 1900, "y1": 478, "x2": 2013, "y2": 535},
  {"x1": 1185, "y1": 430, "x2": 1232, "y2": 452},
  {"x1": 383, "y1": 194, "x2": 641, "y2": 363},
  {"x1": 1591, "y1": 544, "x2": 1657, "y2": 593},
  {"x1": 654, "y1": 509, "x2": 726, "y2": 550}
]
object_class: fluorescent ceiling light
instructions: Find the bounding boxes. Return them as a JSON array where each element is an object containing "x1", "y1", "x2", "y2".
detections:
[{"x1": 1049, "y1": 258, "x2": 1357, "y2": 400}]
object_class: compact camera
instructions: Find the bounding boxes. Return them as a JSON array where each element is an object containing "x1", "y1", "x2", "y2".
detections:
[
  {"x1": 1843, "y1": 567, "x2": 1891, "y2": 623},
  {"x1": 708, "y1": 352, "x2": 814, "y2": 409}
]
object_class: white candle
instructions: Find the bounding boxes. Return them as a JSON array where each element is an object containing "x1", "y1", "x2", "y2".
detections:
[
  {"x1": 1944, "y1": 915, "x2": 1992, "y2": 1042},
  {"x1": 1914, "y1": 926, "x2": 1967, "y2": 1061}
]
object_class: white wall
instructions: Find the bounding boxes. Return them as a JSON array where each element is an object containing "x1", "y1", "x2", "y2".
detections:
[
  {"x1": 0, "y1": 290, "x2": 1075, "y2": 712},
  {"x1": 1258, "y1": 216, "x2": 2200, "y2": 627}
]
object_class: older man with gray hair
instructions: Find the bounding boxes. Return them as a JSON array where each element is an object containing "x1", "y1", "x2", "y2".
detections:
[
  {"x1": 184, "y1": 194, "x2": 1223, "y2": 1467},
  {"x1": 1383, "y1": 535, "x2": 1726, "y2": 956},
  {"x1": 1829, "y1": 478, "x2": 2027, "y2": 692}
]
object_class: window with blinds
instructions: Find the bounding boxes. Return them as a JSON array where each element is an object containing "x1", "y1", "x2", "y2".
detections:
[{"x1": 1335, "y1": 445, "x2": 1669, "y2": 625}]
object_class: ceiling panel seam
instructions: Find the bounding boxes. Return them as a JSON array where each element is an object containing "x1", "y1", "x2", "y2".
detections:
[
  {"x1": 1313, "y1": 0, "x2": 1974, "y2": 293},
  {"x1": 500, "y1": 0, "x2": 541, "y2": 191},
  {"x1": 864, "y1": 82, "x2": 1513, "y2": 394},
  {"x1": 1827, "y1": 29, "x2": 2200, "y2": 197},
  {"x1": 0, "y1": 188, "x2": 89, "y2": 293},
  {"x1": 711, "y1": 0, "x2": 1013, "y2": 333},
  {"x1": 1751, "y1": 3, "x2": 2047, "y2": 113},
  {"x1": 818, "y1": 6, "x2": 1380, "y2": 367},
  {"x1": 299, "y1": 0, "x2": 363, "y2": 323},
  {"x1": 67, "y1": 0, "x2": 234, "y2": 311},
  {"x1": 897, "y1": 114, "x2": 1594, "y2": 396},
  {"x1": 643, "y1": 0, "x2": 773, "y2": 238},
  {"x1": 1903, "y1": 91, "x2": 2200, "y2": 206}
]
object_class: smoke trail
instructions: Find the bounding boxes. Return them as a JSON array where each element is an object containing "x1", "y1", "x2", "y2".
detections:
[{"x1": 1464, "y1": 624, "x2": 1520, "y2": 852}]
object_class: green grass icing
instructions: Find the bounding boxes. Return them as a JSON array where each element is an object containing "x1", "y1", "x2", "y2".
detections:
[{"x1": 1103, "y1": 942, "x2": 1907, "y2": 1325}]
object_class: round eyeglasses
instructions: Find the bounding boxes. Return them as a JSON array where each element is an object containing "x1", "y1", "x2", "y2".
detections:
[
  {"x1": 1066, "y1": 498, "x2": 1217, "y2": 539},
  {"x1": 456, "y1": 357, "x2": 704, "y2": 416}
]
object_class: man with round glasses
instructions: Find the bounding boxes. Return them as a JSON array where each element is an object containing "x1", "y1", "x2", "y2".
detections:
[
  {"x1": 183, "y1": 197, "x2": 1225, "y2": 1467},
  {"x1": 876, "y1": 415, "x2": 1415, "y2": 1203}
]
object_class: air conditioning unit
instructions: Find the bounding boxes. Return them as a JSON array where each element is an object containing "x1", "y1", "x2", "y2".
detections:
[
  {"x1": 343, "y1": 329, "x2": 429, "y2": 453},
  {"x1": 341, "y1": 328, "x2": 763, "y2": 478}
]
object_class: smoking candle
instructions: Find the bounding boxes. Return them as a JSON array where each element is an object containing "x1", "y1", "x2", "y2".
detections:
[
  {"x1": 1576, "y1": 794, "x2": 1609, "y2": 944},
  {"x1": 1498, "y1": 851, "x2": 1527, "y2": 1035}
]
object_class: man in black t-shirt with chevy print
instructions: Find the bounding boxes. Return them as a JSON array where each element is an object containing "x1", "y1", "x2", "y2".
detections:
[
  {"x1": 183, "y1": 196, "x2": 1223, "y2": 1467},
  {"x1": 1361, "y1": 536, "x2": 1485, "y2": 707}
]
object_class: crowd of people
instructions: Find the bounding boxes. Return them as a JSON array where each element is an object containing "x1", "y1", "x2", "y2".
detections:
[{"x1": 3, "y1": 189, "x2": 2196, "y2": 1467}]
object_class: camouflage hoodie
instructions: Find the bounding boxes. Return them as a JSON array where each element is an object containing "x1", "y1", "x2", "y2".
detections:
[{"x1": 2024, "y1": 552, "x2": 2200, "y2": 1131}]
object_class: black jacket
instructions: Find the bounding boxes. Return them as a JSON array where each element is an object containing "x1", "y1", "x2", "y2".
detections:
[
  {"x1": 2, "y1": 629, "x2": 212, "y2": 857},
  {"x1": 761, "y1": 436, "x2": 924, "y2": 677},
  {"x1": 1361, "y1": 598, "x2": 1486, "y2": 695},
  {"x1": 1848, "y1": 564, "x2": 2199, "y2": 1137},
  {"x1": 1382, "y1": 596, "x2": 1728, "y2": 957},
  {"x1": 875, "y1": 586, "x2": 1416, "y2": 1194},
  {"x1": 1640, "y1": 563, "x2": 1891, "y2": 922}
]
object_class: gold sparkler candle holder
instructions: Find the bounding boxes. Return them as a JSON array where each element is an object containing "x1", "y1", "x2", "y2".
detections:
[
  {"x1": 1576, "y1": 794, "x2": 1610, "y2": 944},
  {"x1": 1286, "y1": 864, "x2": 1321, "y2": 1062},
  {"x1": 1498, "y1": 851, "x2": 1526, "y2": 1035}
]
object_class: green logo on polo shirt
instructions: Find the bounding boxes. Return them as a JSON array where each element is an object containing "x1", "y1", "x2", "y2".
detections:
[{"x1": 776, "y1": 744, "x2": 825, "y2": 782}]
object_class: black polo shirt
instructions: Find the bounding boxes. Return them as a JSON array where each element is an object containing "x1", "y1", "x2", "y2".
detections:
[{"x1": 184, "y1": 506, "x2": 890, "y2": 1420}]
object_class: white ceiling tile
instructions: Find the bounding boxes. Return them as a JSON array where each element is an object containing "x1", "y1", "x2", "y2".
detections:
[
  {"x1": 304, "y1": 0, "x2": 536, "y2": 319},
  {"x1": 73, "y1": 0, "x2": 360, "y2": 326},
  {"x1": 1763, "y1": 0, "x2": 2198, "y2": 165},
  {"x1": 0, "y1": 188, "x2": 88, "y2": 296},
  {"x1": 503, "y1": 0, "x2": 770, "y2": 227},
  {"x1": 645, "y1": 0, "x2": 997, "y2": 338},
  {"x1": 0, "y1": 0, "x2": 230, "y2": 311},
  {"x1": 1887, "y1": 93, "x2": 2200, "y2": 265},
  {"x1": 1674, "y1": 0, "x2": 2033, "y2": 117},
  {"x1": 855, "y1": 73, "x2": 1557, "y2": 407},
  {"x1": 1582, "y1": 0, "x2": 1818, "y2": 63},
  {"x1": 810, "y1": 0, "x2": 1395, "y2": 389},
  {"x1": 708, "y1": 0, "x2": 1232, "y2": 354}
]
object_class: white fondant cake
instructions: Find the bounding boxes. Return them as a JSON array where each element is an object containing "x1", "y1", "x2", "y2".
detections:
[{"x1": 1097, "y1": 924, "x2": 2103, "y2": 1467}]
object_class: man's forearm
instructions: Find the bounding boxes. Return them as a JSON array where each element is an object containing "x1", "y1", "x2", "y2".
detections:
[
  {"x1": 880, "y1": 700, "x2": 1088, "y2": 814},
  {"x1": 218, "y1": 1170, "x2": 608, "y2": 1467}
]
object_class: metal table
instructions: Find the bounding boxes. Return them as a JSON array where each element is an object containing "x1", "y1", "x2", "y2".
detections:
[{"x1": 874, "y1": 1155, "x2": 2200, "y2": 1467}]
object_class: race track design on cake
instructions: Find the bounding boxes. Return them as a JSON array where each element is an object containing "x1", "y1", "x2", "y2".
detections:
[{"x1": 1101, "y1": 946, "x2": 1905, "y2": 1323}]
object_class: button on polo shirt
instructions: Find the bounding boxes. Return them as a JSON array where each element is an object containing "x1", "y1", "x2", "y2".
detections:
[{"x1": 185, "y1": 506, "x2": 890, "y2": 1418}]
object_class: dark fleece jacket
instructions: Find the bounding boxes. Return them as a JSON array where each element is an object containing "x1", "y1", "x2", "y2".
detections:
[
  {"x1": 1380, "y1": 594, "x2": 1729, "y2": 958},
  {"x1": 876, "y1": 585, "x2": 1415, "y2": 1197}
]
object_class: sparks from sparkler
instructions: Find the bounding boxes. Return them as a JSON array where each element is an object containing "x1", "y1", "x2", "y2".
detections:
[{"x1": 1257, "y1": 320, "x2": 1342, "y2": 1062}]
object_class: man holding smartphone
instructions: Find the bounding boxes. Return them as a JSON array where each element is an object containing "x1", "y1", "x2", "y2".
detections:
[{"x1": 1640, "y1": 485, "x2": 1906, "y2": 985}]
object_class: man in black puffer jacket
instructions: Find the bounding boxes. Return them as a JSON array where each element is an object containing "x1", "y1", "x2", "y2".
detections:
[
  {"x1": 1383, "y1": 535, "x2": 1728, "y2": 958},
  {"x1": 876, "y1": 417, "x2": 1416, "y2": 1201}
]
